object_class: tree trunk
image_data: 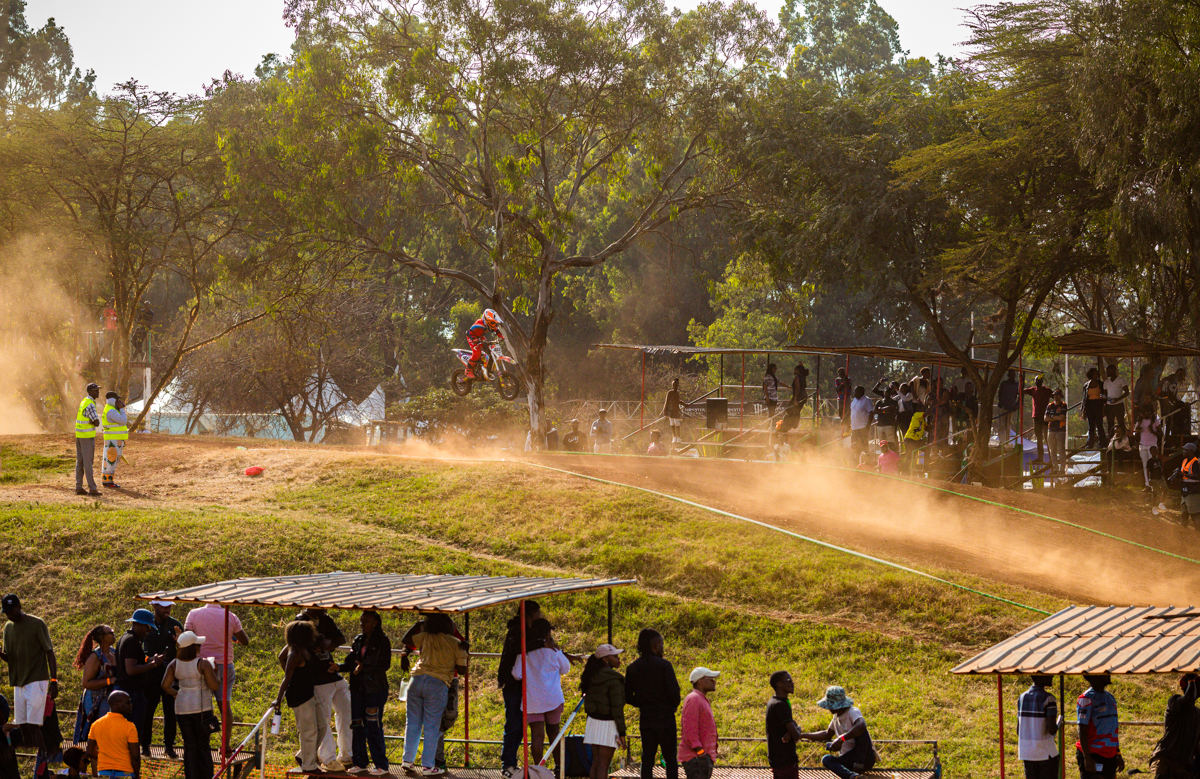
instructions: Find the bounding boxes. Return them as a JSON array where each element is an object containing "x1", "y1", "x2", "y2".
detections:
[{"x1": 968, "y1": 398, "x2": 997, "y2": 483}]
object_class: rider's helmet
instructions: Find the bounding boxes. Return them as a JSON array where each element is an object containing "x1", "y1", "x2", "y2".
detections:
[{"x1": 483, "y1": 309, "x2": 502, "y2": 331}]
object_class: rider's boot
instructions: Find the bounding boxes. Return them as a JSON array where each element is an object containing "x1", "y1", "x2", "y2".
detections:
[{"x1": 463, "y1": 365, "x2": 477, "y2": 379}]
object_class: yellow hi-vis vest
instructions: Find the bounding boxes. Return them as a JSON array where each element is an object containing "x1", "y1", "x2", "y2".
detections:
[
  {"x1": 101, "y1": 403, "x2": 128, "y2": 441},
  {"x1": 76, "y1": 397, "x2": 97, "y2": 439}
]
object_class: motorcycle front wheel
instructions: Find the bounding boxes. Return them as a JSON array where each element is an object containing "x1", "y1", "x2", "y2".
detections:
[
  {"x1": 497, "y1": 371, "x2": 521, "y2": 400},
  {"x1": 451, "y1": 370, "x2": 472, "y2": 396}
]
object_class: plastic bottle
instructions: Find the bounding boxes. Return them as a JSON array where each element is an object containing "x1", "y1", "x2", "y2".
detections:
[{"x1": 271, "y1": 712, "x2": 282, "y2": 735}]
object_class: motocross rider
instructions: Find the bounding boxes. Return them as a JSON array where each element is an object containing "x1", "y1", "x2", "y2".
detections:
[{"x1": 465, "y1": 308, "x2": 504, "y2": 379}]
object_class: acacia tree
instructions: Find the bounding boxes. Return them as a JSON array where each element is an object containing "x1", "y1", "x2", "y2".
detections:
[{"x1": 227, "y1": 0, "x2": 779, "y2": 433}]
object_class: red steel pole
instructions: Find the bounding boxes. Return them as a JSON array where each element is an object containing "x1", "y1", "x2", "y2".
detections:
[
  {"x1": 740, "y1": 353, "x2": 745, "y2": 432},
  {"x1": 520, "y1": 601, "x2": 529, "y2": 776},
  {"x1": 640, "y1": 351, "x2": 645, "y2": 432},
  {"x1": 998, "y1": 674, "x2": 1006, "y2": 779},
  {"x1": 222, "y1": 606, "x2": 230, "y2": 761},
  {"x1": 463, "y1": 613, "x2": 470, "y2": 768}
]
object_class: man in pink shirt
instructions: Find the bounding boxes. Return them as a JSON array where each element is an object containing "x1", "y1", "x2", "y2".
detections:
[
  {"x1": 182, "y1": 603, "x2": 250, "y2": 708},
  {"x1": 678, "y1": 667, "x2": 719, "y2": 779}
]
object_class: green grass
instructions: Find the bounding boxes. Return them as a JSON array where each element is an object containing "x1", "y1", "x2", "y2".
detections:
[
  {"x1": 0, "y1": 443, "x2": 74, "y2": 484},
  {"x1": 0, "y1": 443, "x2": 1186, "y2": 777}
]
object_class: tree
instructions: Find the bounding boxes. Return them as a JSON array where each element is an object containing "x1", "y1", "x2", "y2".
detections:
[
  {"x1": 779, "y1": 0, "x2": 903, "y2": 90},
  {"x1": 229, "y1": 0, "x2": 780, "y2": 434},
  {"x1": 1, "y1": 0, "x2": 93, "y2": 116}
]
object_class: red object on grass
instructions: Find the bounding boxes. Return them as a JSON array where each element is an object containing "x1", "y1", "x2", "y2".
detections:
[{"x1": 244, "y1": 466, "x2": 264, "y2": 477}]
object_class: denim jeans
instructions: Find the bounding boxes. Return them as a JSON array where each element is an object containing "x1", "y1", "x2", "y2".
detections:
[
  {"x1": 822, "y1": 754, "x2": 858, "y2": 779},
  {"x1": 403, "y1": 675, "x2": 449, "y2": 768},
  {"x1": 351, "y1": 688, "x2": 389, "y2": 770},
  {"x1": 500, "y1": 684, "x2": 523, "y2": 769}
]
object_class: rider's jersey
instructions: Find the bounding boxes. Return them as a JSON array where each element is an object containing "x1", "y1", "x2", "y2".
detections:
[{"x1": 467, "y1": 318, "x2": 501, "y2": 344}]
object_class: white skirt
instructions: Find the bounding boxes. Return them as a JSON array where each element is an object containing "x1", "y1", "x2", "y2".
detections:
[{"x1": 584, "y1": 717, "x2": 619, "y2": 748}]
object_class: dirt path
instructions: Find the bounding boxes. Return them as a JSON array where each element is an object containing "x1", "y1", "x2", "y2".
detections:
[{"x1": 5, "y1": 434, "x2": 1198, "y2": 606}]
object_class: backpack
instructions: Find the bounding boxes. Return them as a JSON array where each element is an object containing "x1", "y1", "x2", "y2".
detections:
[{"x1": 563, "y1": 735, "x2": 592, "y2": 777}]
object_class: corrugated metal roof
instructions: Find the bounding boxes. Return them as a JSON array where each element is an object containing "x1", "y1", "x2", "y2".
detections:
[
  {"x1": 952, "y1": 606, "x2": 1200, "y2": 675},
  {"x1": 139, "y1": 572, "x2": 636, "y2": 614},
  {"x1": 593, "y1": 344, "x2": 825, "y2": 357},
  {"x1": 974, "y1": 329, "x2": 1200, "y2": 358}
]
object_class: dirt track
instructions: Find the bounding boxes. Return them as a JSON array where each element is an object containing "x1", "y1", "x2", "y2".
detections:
[{"x1": 4, "y1": 434, "x2": 1198, "y2": 607}]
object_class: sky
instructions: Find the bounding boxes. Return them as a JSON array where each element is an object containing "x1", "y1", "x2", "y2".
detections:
[{"x1": 27, "y1": 0, "x2": 973, "y2": 97}]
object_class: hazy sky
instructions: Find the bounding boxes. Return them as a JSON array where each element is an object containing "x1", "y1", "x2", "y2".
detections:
[{"x1": 27, "y1": 0, "x2": 973, "y2": 97}]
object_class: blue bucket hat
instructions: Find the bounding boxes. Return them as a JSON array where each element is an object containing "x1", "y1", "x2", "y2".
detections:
[
  {"x1": 817, "y1": 685, "x2": 854, "y2": 710},
  {"x1": 125, "y1": 608, "x2": 155, "y2": 627}
]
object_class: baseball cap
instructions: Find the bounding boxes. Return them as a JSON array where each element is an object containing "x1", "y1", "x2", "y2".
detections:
[
  {"x1": 150, "y1": 600, "x2": 174, "y2": 608},
  {"x1": 1, "y1": 594, "x2": 20, "y2": 614},
  {"x1": 125, "y1": 608, "x2": 156, "y2": 626},
  {"x1": 176, "y1": 631, "x2": 205, "y2": 648},
  {"x1": 594, "y1": 644, "x2": 624, "y2": 659},
  {"x1": 105, "y1": 391, "x2": 119, "y2": 399},
  {"x1": 689, "y1": 667, "x2": 720, "y2": 683}
]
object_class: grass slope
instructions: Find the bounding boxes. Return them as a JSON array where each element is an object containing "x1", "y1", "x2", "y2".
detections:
[{"x1": 0, "y1": 439, "x2": 1182, "y2": 777}]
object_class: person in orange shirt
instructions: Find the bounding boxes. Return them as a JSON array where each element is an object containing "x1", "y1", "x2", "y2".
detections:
[{"x1": 86, "y1": 690, "x2": 140, "y2": 779}]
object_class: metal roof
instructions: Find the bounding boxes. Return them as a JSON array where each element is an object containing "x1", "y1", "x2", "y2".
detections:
[
  {"x1": 973, "y1": 329, "x2": 1200, "y2": 359},
  {"x1": 593, "y1": 343, "x2": 825, "y2": 357},
  {"x1": 139, "y1": 572, "x2": 636, "y2": 614},
  {"x1": 951, "y1": 605, "x2": 1200, "y2": 675},
  {"x1": 785, "y1": 344, "x2": 1031, "y2": 371}
]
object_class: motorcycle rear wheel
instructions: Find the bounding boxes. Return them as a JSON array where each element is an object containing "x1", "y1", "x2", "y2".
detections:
[
  {"x1": 451, "y1": 370, "x2": 472, "y2": 396},
  {"x1": 497, "y1": 371, "x2": 520, "y2": 400}
]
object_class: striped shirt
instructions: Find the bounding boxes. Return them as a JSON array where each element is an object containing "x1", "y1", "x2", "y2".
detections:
[{"x1": 1017, "y1": 685, "x2": 1059, "y2": 761}]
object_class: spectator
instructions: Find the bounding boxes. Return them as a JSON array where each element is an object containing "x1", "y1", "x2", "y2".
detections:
[
  {"x1": 61, "y1": 746, "x2": 87, "y2": 779},
  {"x1": 1023, "y1": 376, "x2": 1054, "y2": 466},
  {"x1": 998, "y1": 369, "x2": 1021, "y2": 446},
  {"x1": 1103, "y1": 365, "x2": 1129, "y2": 442},
  {"x1": 902, "y1": 400, "x2": 927, "y2": 473},
  {"x1": 183, "y1": 603, "x2": 249, "y2": 713},
  {"x1": 848, "y1": 387, "x2": 873, "y2": 461},
  {"x1": 1134, "y1": 403, "x2": 1163, "y2": 490},
  {"x1": 113, "y1": 609, "x2": 164, "y2": 756},
  {"x1": 72, "y1": 624, "x2": 118, "y2": 742},
  {"x1": 1167, "y1": 442, "x2": 1200, "y2": 530},
  {"x1": 591, "y1": 409, "x2": 613, "y2": 454},
  {"x1": 763, "y1": 364, "x2": 781, "y2": 418},
  {"x1": 581, "y1": 645, "x2": 627, "y2": 779},
  {"x1": 74, "y1": 383, "x2": 101, "y2": 496},
  {"x1": 511, "y1": 619, "x2": 570, "y2": 766},
  {"x1": 100, "y1": 392, "x2": 128, "y2": 490},
  {"x1": 1017, "y1": 675, "x2": 1059, "y2": 779},
  {"x1": 1160, "y1": 368, "x2": 1190, "y2": 436},
  {"x1": 274, "y1": 620, "x2": 326, "y2": 774},
  {"x1": 625, "y1": 629, "x2": 681, "y2": 779},
  {"x1": 871, "y1": 384, "x2": 898, "y2": 451},
  {"x1": 161, "y1": 632, "x2": 219, "y2": 779},
  {"x1": 663, "y1": 380, "x2": 684, "y2": 443},
  {"x1": 2, "y1": 693, "x2": 20, "y2": 779},
  {"x1": 913, "y1": 368, "x2": 933, "y2": 404},
  {"x1": 896, "y1": 384, "x2": 916, "y2": 442},
  {"x1": 1149, "y1": 674, "x2": 1199, "y2": 779},
  {"x1": 86, "y1": 691, "x2": 139, "y2": 779},
  {"x1": 295, "y1": 609, "x2": 351, "y2": 767},
  {"x1": 765, "y1": 671, "x2": 804, "y2": 779},
  {"x1": 340, "y1": 611, "x2": 391, "y2": 776},
  {"x1": 951, "y1": 367, "x2": 971, "y2": 396},
  {"x1": 562, "y1": 420, "x2": 587, "y2": 454},
  {"x1": 34, "y1": 666, "x2": 64, "y2": 779},
  {"x1": 1133, "y1": 364, "x2": 1159, "y2": 414},
  {"x1": 797, "y1": 685, "x2": 876, "y2": 779},
  {"x1": 1045, "y1": 391, "x2": 1068, "y2": 475},
  {"x1": 647, "y1": 431, "x2": 669, "y2": 457},
  {"x1": 877, "y1": 440, "x2": 899, "y2": 475},
  {"x1": 1104, "y1": 425, "x2": 1137, "y2": 479},
  {"x1": 791, "y1": 365, "x2": 809, "y2": 415},
  {"x1": 1, "y1": 594, "x2": 58, "y2": 753},
  {"x1": 143, "y1": 601, "x2": 183, "y2": 759},
  {"x1": 498, "y1": 601, "x2": 542, "y2": 778},
  {"x1": 677, "y1": 668, "x2": 719, "y2": 779},
  {"x1": 1077, "y1": 674, "x2": 1122, "y2": 779},
  {"x1": 400, "y1": 614, "x2": 468, "y2": 775},
  {"x1": 835, "y1": 369, "x2": 852, "y2": 431},
  {"x1": 930, "y1": 388, "x2": 952, "y2": 453},
  {"x1": 1083, "y1": 368, "x2": 1107, "y2": 449}
]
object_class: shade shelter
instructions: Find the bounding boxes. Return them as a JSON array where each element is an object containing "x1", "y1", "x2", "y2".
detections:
[
  {"x1": 139, "y1": 572, "x2": 637, "y2": 777},
  {"x1": 951, "y1": 605, "x2": 1200, "y2": 779}
]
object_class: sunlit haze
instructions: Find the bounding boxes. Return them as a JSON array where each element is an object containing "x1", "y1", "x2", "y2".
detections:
[{"x1": 29, "y1": 0, "x2": 971, "y2": 97}]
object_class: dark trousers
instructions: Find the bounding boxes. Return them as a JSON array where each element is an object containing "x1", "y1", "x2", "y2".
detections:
[
  {"x1": 501, "y1": 684, "x2": 523, "y2": 769},
  {"x1": 639, "y1": 718, "x2": 678, "y2": 779},
  {"x1": 1076, "y1": 749, "x2": 1118, "y2": 779},
  {"x1": 771, "y1": 767, "x2": 799, "y2": 779},
  {"x1": 145, "y1": 671, "x2": 177, "y2": 747},
  {"x1": 177, "y1": 713, "x2": 213, "y2": 779},
  {"x1": 1023, "y1": 755, "x2": 1060, "y2": 779},
  {"x1": 1033, "y1": 420, "x2": 1048, "y2": 462},
  {"x1": 351, "y1": 688, "x2": 389, "y2": 769},
  {"x1": 822, "y1": 754, "x2": 857, "y2": 779},
  {"x1": 681, "y1": 755, "x2": 713, "y2": 779},
  {"x1": 1104, "y1": 405, "x2": 1126, "y2": 441},
  {"x1": 1085, "y1": 400, "x2": 1108, "y2": 447},
  {"x1": 75, "y1": 437, "x2": 97, "y2": 491}
]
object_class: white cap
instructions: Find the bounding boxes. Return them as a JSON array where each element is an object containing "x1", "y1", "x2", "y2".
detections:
[
  {"x1": 177, "y1": 631, "x2": 205, "y2": 648},
  {"x1": 150, "y1": 600, "x2": 174, "y2": 608},
  {"x1": 594, "y1": 643, "x2": 624, "y2": 659},
  {"x1": 689, "y1": 667, "x2": 720, "y2": 683}
]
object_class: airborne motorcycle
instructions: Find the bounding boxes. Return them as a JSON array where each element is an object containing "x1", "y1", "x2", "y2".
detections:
[{"x1": 451, "y1": 341, "x2": 521, "y2": 400}]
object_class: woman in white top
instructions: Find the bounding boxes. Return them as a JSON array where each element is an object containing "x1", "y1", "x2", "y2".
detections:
[
  {"x1": 162, "y1": 631, "x2": 220, "y2": 779},
  {"x1": 511, "y1": 618, "x2": 572, "y2": 765}
]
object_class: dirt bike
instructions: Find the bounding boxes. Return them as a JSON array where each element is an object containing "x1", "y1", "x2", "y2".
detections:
[{"x1": 451, "y1": 342, "x2": 521, "y2": 400}]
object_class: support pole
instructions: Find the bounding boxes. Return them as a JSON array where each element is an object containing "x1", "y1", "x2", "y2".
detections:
[
  {"x1": 815, "y1": 356, "x2": 821, "y2": 429},
  {"x1": 998, "y1": 674, "x2": 1006, "y2": 779},
  {"x1": 1019, "y1": 353, "x2": 1025, "y2": 451},
  {"x1": 222, "y1": 606, "x2": 231, "y2": 761},
  {"x1": 464, "y1": 612, "x2": 471, "y2": 768},
  {"x1": 740, "y1": 353, "x2": 745, "y2": 433},
  {"x1": 640, "y1": 352, "x2": 646, "y2": 433},
  {"x1": 720, "y1": 355, "x2": 724, "y2": 398},
  {"x1": 607, "y1": 589, "x2": 613, "y2": 645},
  {"x1": 521, "y1": 601, "x2": 529, "y2": 775},
  {"x1": 1059, "y1": 674, "x2": 1066, "y2": 779}
]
